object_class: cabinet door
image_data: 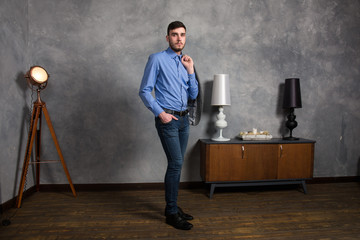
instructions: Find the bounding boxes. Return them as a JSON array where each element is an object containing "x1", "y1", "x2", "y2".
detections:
[
  {"x1": 277, "y1": 143, "x2": 314, "y2": 179},
  {"x1": 241, "y1": 144, "x2": 278, "y2": 181},
  {"x1": 205, "y1": 144, "x2": 241, "y2": 181},
  {"x1": 206, "y1": 144, "x2": 278, "y2": 181}
]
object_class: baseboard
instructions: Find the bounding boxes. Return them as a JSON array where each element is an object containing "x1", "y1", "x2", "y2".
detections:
[
  {"x1": 0, "y1": 186, "x2": 36, "y2": 215},
  {"x1": 306, "y1": 176, "x2": 360, "y2": 184},
  {"x1": 2, "y1": 176, "x2": 359, "y2": 213},
  {"x1": 38, "y1": 181, "x2": 205, "y2": 192}
]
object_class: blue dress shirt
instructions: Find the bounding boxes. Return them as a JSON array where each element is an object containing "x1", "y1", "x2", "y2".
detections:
[{"x1": 139, "y1": 47, "x2": 199, "y2": 116}]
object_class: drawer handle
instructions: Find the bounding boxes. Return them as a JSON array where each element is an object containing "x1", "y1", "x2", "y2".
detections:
[
  {"x1": 280, "y1": 145, "x2": 283, "y2": 158},
  {"x1": 241, "y1": 145, "x2": 245, "y2": 159}
]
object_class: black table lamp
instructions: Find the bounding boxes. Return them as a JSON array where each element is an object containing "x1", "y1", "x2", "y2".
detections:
[{"x1": 283, "y1": 78, "x2": 302, "y2": 140}]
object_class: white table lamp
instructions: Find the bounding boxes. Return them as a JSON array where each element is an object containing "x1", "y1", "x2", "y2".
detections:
[{"x1": 211, "y1": 74, "x2": 231, "y2": 141}]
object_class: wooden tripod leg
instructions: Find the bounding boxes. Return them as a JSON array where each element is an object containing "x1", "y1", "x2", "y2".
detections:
[
  {"x1": 16, "y1": 106, "x2": 41, "y2": 208},
  {"x1": 35, "y1": 109, "x2": 42, "y2": 191},
  {"x1": 42, "y1": 105, "x2": 77, "y2": 197}
]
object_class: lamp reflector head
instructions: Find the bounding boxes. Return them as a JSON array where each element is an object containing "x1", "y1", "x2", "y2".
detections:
[
  {"x1": 30, "y1": 66, "x2": 48, "y2": 84},
  {"x1": 26, "y1": 66, "x2": 49, "y2": 90}
]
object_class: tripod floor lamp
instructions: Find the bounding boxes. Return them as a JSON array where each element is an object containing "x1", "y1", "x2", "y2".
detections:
[{"x1": 16, "y1": 66, "x2": 76, "y2": 208}]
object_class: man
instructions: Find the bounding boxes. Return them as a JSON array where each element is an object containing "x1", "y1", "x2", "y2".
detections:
[{"x1": 139, "y1": 21, "x2": 198, "y2": 230}]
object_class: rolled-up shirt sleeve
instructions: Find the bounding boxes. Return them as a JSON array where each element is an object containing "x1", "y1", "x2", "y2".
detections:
[
  {"x1": 139, "y1": 55, "x2": 164, "y2": 116},
  {"x1": 188, "y1": 73, "x2": 198, "y2": 100}
]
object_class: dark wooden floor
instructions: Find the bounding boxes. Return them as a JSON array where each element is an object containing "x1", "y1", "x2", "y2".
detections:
[{"x1": 1, "y1": 182, "x2": 360, "y2": 239}]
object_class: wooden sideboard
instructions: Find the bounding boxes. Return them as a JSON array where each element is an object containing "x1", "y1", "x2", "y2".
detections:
[{"x1": 200, "y1": 138, "x2": 315, "y2": 198}]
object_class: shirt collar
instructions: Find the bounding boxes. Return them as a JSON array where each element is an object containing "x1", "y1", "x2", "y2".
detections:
[{"x1": 166, "y1": 47, "x2": 182, "y2": 60}]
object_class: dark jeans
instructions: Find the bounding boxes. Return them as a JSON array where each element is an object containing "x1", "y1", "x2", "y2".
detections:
[{"x1": 155, "y1": 115, "x2": 189, "y2": 215}]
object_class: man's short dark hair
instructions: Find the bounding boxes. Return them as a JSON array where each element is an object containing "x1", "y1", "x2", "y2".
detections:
[{"x1": 167, "y1": 21, "x2": 186, "y2": 36}]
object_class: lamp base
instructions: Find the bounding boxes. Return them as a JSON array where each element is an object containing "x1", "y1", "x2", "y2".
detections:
[
  {"x1": 284, "y1": 108, "x2": 299, "y2": 141},
  {"x1": 283, "y1": 136, "x2": 299, "y2": 140},
  {"x1": 212, "y1": 109, "x2": 230, "y2": 141},
  {"x1": 212, "y1": 136, "x2": 230, "y2": 141}
]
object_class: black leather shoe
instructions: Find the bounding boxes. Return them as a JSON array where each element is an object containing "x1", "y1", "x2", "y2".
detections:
[
  {"x1": 165, "y1": 207, "x2": 194, "y2": 221},
  {"x1": 178, "y1": 207, "x2": 194, "y2": 221},
  {"x1": 166, "y1": 213, "x2": 193, "y2": 230}
]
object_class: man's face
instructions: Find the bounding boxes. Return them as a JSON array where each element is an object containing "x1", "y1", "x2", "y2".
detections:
[{"x1": 166, "y1": 27, "x2": 186, "y2": 54}]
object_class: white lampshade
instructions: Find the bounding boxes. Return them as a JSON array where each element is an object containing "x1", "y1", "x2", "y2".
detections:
[{"x1": 211, "y1": 74, "x2": 231, "y2": 106}]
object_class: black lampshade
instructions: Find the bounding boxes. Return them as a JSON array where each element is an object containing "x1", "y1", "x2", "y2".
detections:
[{"x1": 283, "y1": 78, "x2": 302, "y2": 108}]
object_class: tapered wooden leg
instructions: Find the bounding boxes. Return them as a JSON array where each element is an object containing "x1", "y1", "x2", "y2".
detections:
[
  {"x1": 35, "y1": 111, "x2": 42, "y2": 191},
  {"x1": 42, "y1": 105, "x2": 77, "y2": 197},
  {"x1": 16, "y1": 106, "x2": 41, "y2": 208}
]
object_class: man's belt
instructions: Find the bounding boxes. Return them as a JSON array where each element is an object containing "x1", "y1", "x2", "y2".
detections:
[{"x1": 163, "y1": 108, "x2": 189, "y2": 116}]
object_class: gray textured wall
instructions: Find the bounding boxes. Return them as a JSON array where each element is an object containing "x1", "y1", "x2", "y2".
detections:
[
  {"x1": 1, "y1": 0, "x2": 360, "y2": 204},
  {"x1": 0, "y1": 0, "x2": 29, "y2": 204}
]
